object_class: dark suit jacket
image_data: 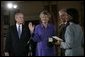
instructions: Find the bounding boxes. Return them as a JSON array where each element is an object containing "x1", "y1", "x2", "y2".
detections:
[
  {"x1": 58, "y1": 22, "x2": 69, "y2": 56},
  {"x1": 58, "y1": 22, "x2": 69, "y2": 42},
  {"x1": 5, "y1": 25, "x2": 31, "y2": 56}
]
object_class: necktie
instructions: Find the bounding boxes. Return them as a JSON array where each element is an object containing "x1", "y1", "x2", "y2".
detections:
[{"x1": 18, "y1": 25, "x2": 21, "y2": 39}]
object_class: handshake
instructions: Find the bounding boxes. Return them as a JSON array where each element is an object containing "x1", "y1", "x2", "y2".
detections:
[{"x1": 48, "y1": 36, "x2": 63, "y2": 46}]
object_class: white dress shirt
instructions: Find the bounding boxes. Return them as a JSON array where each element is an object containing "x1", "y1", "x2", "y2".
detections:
[{"x1": 16, "y1": 23, "x2": 22, "y2": 38}]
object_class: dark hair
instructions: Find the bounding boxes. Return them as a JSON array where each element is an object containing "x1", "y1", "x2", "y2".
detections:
[
  {"x1": 66, "y1": 8, "x2": 79, "y2": 24},
  {"x1": 42, "y1": 11, "x2": 48, "y2": 15}
]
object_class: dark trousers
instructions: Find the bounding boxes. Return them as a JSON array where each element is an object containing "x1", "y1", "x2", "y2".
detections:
[{"x1": 61, "y1": 49, "x2": 65, "y2": 56}]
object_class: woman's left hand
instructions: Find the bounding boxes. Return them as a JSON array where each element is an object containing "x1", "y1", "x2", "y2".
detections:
[{"x1": 55, "y1": 40, "x2": 61, "y2": 46}]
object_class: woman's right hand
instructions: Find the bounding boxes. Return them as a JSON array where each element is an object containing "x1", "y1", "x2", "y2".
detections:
[{"x1": 28, "y1": 22, "x2": 35, "y2": 34}]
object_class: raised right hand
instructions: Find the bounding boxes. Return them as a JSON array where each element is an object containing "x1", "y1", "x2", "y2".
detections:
[{"x1": 28, "y1": 22, "x2": 35, "y2": 34}]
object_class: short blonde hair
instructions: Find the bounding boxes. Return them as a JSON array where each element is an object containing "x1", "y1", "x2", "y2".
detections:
[{"x1": 40, "y1": 10, "x2": 51, "y2": 18}]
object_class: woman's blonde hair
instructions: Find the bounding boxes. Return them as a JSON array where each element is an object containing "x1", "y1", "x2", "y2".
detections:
[{"x1": 40, "y1": 10, "x2": 51, "y2": 18}]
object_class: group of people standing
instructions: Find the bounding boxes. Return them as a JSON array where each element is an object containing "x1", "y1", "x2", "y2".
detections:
[{"x1": 5, "y1": 8, "x2": 84, "y2": 56}]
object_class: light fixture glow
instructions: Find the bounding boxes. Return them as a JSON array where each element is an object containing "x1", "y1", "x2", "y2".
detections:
[
  {"x1": 7, "y1": 3, "x2": 13, "y2": 9},
  {"x1": 13, "y1": 4, "x2": 17, "y2": 9}
]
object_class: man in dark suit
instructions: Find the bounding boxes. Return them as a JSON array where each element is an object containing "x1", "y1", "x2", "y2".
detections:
[{"x1": 5, "y1": 11, "x2": 31, "y2": 56}]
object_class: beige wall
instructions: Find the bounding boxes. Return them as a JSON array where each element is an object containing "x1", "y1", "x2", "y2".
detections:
[
  {"x1": 19, "y1": 1, "x2": 44, "y2": 21},
  {"x1": 18, "y1": 1, "x2": 84, "y2": 26},
  {"x1": 2, "y1": 1, "x2": 84, "y2": 26}
]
